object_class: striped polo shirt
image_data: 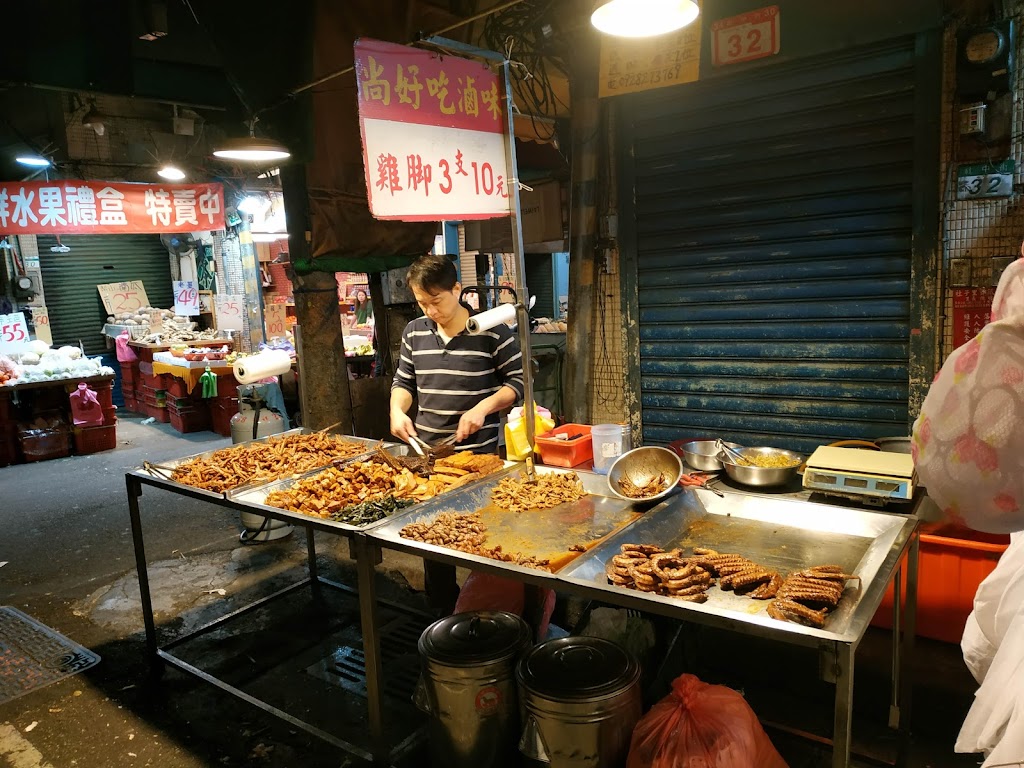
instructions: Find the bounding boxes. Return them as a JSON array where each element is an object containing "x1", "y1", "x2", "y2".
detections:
[{"x1": 392, "y1": 311, "x2": 525, "y2": 453}]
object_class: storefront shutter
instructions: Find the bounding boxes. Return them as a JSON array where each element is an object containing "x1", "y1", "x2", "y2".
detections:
[
  {"x1": 625, "y1": 38, "x2": 920, "y2": 454},
  {"x1": 526, "y1": 253, "x2": 555, "y2": 318},
  {"x1": 38, "y1": 234, "x2": 173, "y2": 356}
]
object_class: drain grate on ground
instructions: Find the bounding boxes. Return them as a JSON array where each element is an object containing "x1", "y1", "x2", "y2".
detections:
[
  {"x1": 305, "y1": 614, "x2": 427, "y2": 703},
  {"x1": 0, "y1": 606, "x2": 101, "y2": 706}
]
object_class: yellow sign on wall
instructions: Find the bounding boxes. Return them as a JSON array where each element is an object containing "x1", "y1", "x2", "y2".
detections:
[{"x1": 598, "y1": 8, "x2": 703, "y2": 98}]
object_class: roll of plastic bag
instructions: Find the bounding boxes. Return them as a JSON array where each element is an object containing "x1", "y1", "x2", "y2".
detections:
[
  {"x1": 233, "y1": 349, "x2": 291, "y2": 384},
  {"x1": 466, "y1": 303, "x2": 517, "y2": 335}
]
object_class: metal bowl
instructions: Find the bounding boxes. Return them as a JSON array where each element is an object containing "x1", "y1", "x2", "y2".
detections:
[
  {"x1": 607, "y1": 446, "x2": 683, "y2": 503},
  {"x1": 718, "y1": 446, "x2": 804, "y2": 487},
  {"x1": 678, "y1": 439, "x2": 743, "y2": 472}
]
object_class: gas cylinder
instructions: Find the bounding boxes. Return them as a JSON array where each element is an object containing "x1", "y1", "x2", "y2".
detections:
[{"x1": 231, "y1": 384, "x2": 291, "y2": 542}]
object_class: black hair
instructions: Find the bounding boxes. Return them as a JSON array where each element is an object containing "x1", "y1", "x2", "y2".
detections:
[{"x1": 407, "y1": 253, "x2": 458, "y2": 293}]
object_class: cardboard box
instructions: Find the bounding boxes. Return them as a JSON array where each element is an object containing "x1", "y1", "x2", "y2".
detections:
[{"x1": 465, "y1": 181, "x2": 564, "y2": 251}]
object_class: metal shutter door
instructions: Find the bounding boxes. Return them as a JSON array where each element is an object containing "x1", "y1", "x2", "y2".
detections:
[
  {"x1": 628, "y1": 39, "x2": 916, "y2": 454},
  {"x1": 526, "y1": 254, "x2": 555, "y2": 318},
  {"x1": 38, "y1": 234, "x2": 173, "y2": 355}
]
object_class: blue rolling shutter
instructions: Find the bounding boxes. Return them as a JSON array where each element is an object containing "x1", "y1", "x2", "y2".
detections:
[{"x1": 628, "y1": 39, "x2": 918, "y2": 454}]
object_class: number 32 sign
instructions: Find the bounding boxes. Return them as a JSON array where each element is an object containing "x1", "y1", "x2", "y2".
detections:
[{"x1": 712, "y1": 6, "x2": 781, "y2": 68}]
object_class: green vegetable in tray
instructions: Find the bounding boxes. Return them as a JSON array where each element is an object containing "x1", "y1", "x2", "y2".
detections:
[{"x1": 328, "y1": 496, "x2": 416, "y2": 526}]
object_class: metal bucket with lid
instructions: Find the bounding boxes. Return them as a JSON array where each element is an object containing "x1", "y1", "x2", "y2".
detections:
[
  {"x1": 416, "y1": 611, "x2": 532, "y2": 768},
  {"x1": 517, "y1": 636, "x2": 642, "y2": 767}
]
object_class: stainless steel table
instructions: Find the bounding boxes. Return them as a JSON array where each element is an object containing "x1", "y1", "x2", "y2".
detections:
[{"x1": 365, "y1": 475, "x2": 921, "y2": 768}]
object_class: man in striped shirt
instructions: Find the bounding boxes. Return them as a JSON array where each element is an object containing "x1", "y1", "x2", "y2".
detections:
[{"x1": 390, "y1": 254, "x2": 525, "y2": 453}]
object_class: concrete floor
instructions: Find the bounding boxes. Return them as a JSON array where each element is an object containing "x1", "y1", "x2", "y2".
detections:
[{"x1": 0, "y1": 413, "x2": 986, "y2": 767}]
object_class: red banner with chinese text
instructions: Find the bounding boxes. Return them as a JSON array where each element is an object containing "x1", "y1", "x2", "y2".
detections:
[
  {"x1": 0, "y1": 181, "x2": 225, "y2": 235},
  {"x1": 952, "y1": 287, "x2": 996, "y2": 348},
  {"x1": 355, "y1": 38, "x2": 512, "y2": 222}
]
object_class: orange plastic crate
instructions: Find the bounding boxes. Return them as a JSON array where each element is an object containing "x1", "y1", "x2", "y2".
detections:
[
  {"x1": 872, "y1": 524, "x2": 1009, "y2": 644},
  {"x1": 536, "y1": 424, "x2": 593, "y2": 468}
]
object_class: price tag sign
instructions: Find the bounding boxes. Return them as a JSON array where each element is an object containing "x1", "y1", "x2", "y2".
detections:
[
  {"x1": 264, "y1": 303, "x2": 287, "y2": 338},
  {"x1": 97, "y1": 281, "x2": 151, "y2": 315},
  {"x1": 173, "y1": 280, "x2": 200, "y2": 316},
  {"x1": 712, "y1": 6, "x2": 781, "y2": 67},
  {"x1": 957, "y1": 160, "x2": 1014, "y2": 200},
  {"x1": 30, "y1": 306, "x2": 52, "y2": 345},
  {"x1": 214, "y1": 294, "x2": 245, "y2": 331},
  {"x1": 0, "y1": 312, "x2": 30, "y2": 353}
]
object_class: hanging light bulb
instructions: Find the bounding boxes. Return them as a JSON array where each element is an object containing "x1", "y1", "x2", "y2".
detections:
[
  {"x1": 213, "y1": 117, "x2": 290, "y2": 162},
  {"x1": 591, "y1": 0, "x2": 699, "y2": 38},
  {"x1": 82, "y1": 103, "x2": 107, "y2": 136},
  {"x1": 157, "y1": 165, "x2": 186, "y2": 180}
]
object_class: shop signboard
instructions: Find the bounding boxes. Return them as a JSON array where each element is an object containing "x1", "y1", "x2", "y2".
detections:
[
  {"x1": 712, "y1": 6, "x2": 781, "y2": 67},
  {"x1": 264, "y1": 303, "x2": 287, "y2": 338},
  {"x1": 0, "y1": 312, "x2": 29, "y2": 353},
  {"x1": 97, "y1": 281, "x2": 151, "y2": 315},
  {"x1": 0, "y1": 181, "x2": 225, "y2": 235},
  {"x1": 173, "y1": 280, "x2": 200, "y2": 316},
  {"x1": 214, "y1": 294, "x2": 244, "y2": 331},
  {"x1": 598, "y1": 6, "x2": 702, "y2": 97},
  {"x1": 355, "y1": 38, "x2": 511, "y2": 221},
  {"x1": 952, "y1": 287, "x2": 996, "y2": 348},
  {"x1": 30, "y1": 306, "x2": 52, "y2": 345}
]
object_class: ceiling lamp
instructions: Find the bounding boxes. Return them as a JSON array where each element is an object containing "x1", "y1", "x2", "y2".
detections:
[
  {"x1": 157, "y1": 165, "x2": 186, "y2": 180},
  {"x1": 591, "y1": 0, "x2": 699, "y2": 38},
  {"x1": 213, "y1": 119, "x2": 290, "y2": 163},
  {"x1": 15, "y1": 155, "x2": 51, "y2": 167},
  {"x1": 82, "y1": 104, "x2": 107, "y2": 136}
]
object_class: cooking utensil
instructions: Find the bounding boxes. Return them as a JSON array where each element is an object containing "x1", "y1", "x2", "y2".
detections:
[
  {"x1": 677, "y1": 439, "x2": 743, "y2": 472},
  {"x1": 606, "y1": 447, "x2": 683, "y2": 503},
  {"x1": 715, "y1": 439, "x2": 748, "y2": 465},
  {"x1": 407, "y1": 435, "x2": 428, "y2": 457},
  {"x1": 718, "y1": 446, "x2": 804, "y2": 487},
  {"x1": 875, "y1": 436, "x2": 912, "y2": 454}
]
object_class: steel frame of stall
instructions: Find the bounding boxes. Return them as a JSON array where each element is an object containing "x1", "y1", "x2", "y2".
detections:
[{"x1": 126, "y1": 466, "x2": 919, "y2": 768}]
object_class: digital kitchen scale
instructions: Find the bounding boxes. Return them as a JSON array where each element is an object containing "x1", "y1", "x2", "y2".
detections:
[{"x1": 803, "y1": 446, "x2": 916, "y2": 506}]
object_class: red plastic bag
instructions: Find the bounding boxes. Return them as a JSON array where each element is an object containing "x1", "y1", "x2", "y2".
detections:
[
  {"x1": 453, "y1": 572, "x2": 556, "y2": 639},
  {"x1": 627, "y1": 674, "x2": 788, "y2": 768}
]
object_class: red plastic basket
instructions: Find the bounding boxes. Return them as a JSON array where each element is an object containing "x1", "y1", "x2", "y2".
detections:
[
  {"x1": 142, "y1": 403, "x2": 170, "y2": 423},
  {"x1": 19, "y1": 429, "x2": 70, "y2": 462},
  {"x1": 536, "y1": 424, "x2": 593, "y2": 468},
  {"x1": 210, "y1": 399, "x2": 238, "y2": 437},
  {"x1": 168, "y1": 403, "x2": 211, "y2": 433},
  {"x1": 73, "y1": 424, "x2": 117, "y2": 454}
]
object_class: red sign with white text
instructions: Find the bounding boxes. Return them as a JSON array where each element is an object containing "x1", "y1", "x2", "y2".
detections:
[
  {"x1": 712, "y1": 6, "x2": 781, "y2": 67},
  {"x1": 952, "y1": 287, "x2": 996, "y2": 348},
  {"x1": 0, "y1": 181, "x2": 225, "y2": 235},
  {"x1": 355, "y1": 38, "x2": 511, "y2": 222}
]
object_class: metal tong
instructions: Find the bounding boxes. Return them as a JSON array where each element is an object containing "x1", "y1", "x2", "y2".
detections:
[
  {"x1": 407, "y1": 433, "x2": 459, "y2": 457},
  {"x1": 716, "y1": 439, "x2": 748, "y2": 465}
]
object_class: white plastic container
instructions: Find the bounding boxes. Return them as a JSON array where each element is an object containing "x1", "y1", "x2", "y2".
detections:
[{"x1": 591, "y1": 424, "x2": 624, "y2": 474}]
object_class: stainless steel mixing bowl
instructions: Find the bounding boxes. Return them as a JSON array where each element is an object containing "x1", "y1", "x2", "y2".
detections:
[
  {"x1": 678, "y1": 439, "x2": 743, "y2": 472},
  {"x1": 717, "y1": 446, "x2": 804, "y2": 487},
  {"x1": 606, "y1": 446, "x2": 683, "y2": 503}
]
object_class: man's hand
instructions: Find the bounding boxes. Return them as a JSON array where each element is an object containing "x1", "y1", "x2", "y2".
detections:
[
  {"x1": 390, "y1": 410, "x2": 418, "y2": 442},
  {"x1": 456, "y1": 403, "x2": 490, "y2": 442}
]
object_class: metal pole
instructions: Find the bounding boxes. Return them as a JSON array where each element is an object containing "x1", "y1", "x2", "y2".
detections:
[
  {"x1": 889, "y1": 568, "x2": 902, "y2": 729},
  {"x1": 501, "y1": 59, "x2": 536, "y2": 480},
  {"x1": 354, "y1": 535, "x2": 387, "y2": 765},
  {"x1": 126, "y1": 475, "x2": 159, "y2": 668},
  {"x1": 832, "y1": 642, "x2": 855, "y2": 768}
]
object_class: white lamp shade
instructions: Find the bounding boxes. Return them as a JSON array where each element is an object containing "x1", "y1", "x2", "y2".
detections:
[
  {"x1": 213, "y1": 137, "x2": 291, "y2": 162},
  {"x1": 592, "y1": 0, "x2": 699, "y2": 38}
]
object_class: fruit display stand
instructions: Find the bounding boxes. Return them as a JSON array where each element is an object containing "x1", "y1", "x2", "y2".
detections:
[{"x1": 1, "y1": 374, "x2": 117, "y2": 465}]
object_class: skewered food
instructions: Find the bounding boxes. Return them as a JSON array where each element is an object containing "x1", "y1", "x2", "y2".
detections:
[
  {"x1": 169, "y1": 433, "x2": 372, "y2": 492},
  {"x1": 490, "y1": 471, "x2": 587, "y2": 513},
  {"x1": 617, "y1": 472, "x2": 670, "y2": 499}
]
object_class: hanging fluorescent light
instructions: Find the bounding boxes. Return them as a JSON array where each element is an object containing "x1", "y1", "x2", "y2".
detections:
[
  {"x1": 15, "y1": 155, "x2": 51, "y2": 168},
  {"x1": 591, "y1": 0, "x2": 699, "y2": 38},
  {"x1": 157, "y1": 165, "x2": 186, "y2": 180},
  {"x1": 214, "y1": 137, "x2": 290, "y2": 162}
]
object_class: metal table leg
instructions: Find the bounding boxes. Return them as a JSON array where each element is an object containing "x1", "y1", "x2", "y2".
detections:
[
  {"x1": 305, "y1": 526, "x2": 321, "y2": 601},
  {"x1": 898, "y1": 533, "x2": 920, "y2": 760},
  {"x1": 354, "y1": 534, "x2": 387, "y2": 766},
  {"x1": 889, "y1": 567, "x2": 902, "y2": 729},
  {"x1": 832, "y1": 642, "x2": 855, "y2": 768},
  {"x1": 126, "y1": 474, "x2": 159, "y2": 668}
]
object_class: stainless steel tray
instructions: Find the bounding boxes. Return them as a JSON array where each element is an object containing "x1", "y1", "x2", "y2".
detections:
[
  {"x1": 131, "y1": 429, "x2": 393, "y2": 499},
  {"x1": 369, "y1": 466, "x2": 653, "y2": 581},
  {"x1": 229, "y1": 454, "x2": 516, "y2": 533},
  {"x1": 558, "y1": 487, "x2": 918, "y2": 644}
]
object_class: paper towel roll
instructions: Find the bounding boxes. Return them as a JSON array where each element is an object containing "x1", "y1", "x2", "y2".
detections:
[
  {"x1": 466, "y1": 303, "x2": 517, "y2": 335},
  {"x1": 234, "y1": 349, "x2": 292, "y2": 384}
]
